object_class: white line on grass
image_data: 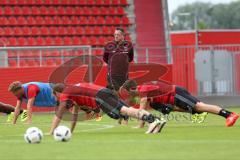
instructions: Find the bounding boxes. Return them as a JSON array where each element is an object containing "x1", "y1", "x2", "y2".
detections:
[{"x1": 0, "y1": 123, "x2": 115, "y2": 139}]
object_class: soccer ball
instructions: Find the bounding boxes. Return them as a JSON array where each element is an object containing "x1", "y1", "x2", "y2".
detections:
[
  {"x1": 24, "y1": 127, "x2": 43, "y2": 144},
  {"x1": 53, "y1": 126, "x2": 72, "y2": 142}
]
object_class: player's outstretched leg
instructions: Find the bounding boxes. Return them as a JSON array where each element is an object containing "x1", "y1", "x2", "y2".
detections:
[
  {"x1": 0, "y1": 102, "x2": 26, "y2": 122},
  {"x1": 120, "y1": 107, "x2": 166, "y2": 134},
  {"x1": 195, "y1": 102, "x2": 239, "y2": 127}
]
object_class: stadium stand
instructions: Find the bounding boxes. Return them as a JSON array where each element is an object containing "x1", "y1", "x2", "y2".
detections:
[{"x1": 0, "y1": 0, "x2": 132, "y2": 67}]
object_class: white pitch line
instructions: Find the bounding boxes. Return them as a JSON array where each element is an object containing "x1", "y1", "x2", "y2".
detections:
[{"x1": 0, "y1": 123, "x2": 115, "y2": 139}]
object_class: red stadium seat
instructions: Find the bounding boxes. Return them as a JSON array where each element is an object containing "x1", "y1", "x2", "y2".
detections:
[
  {"x1": 0, "y1": 17, "x2": 9, "y2": 26},
  {"x1": 49, "y1": 6, "x2": 58, "y2": 15},
  {"x1": 93, "y1": 26, "x2": 102, "y2": 35},
  {"x1": 8, "y1": 17, "x2": 17, "y2": 26},
  {"x1": 65, "y1": 6, "x2": 75, "y2": 15},
  {"x1": 31, "y1": 6, "x2": 41, "y2": 15},
  {"x1": 35, "y1": 16, "x2": 45, "y2": 25},
  {"x1": 53, "y1": 16, "x2": 62, "y2": 25},
  {"x1": 95, "y1": 0, "x2": 104, "y2": 5},
  {"x1": 98, "y1": 36, "x2": 106, "y2": 46},
  {"x1": 58, "y1": 27, "x2": 67, "y2": 35},
  {"x1": 13, "y1": 6, "x2": 23, "y2": 15},
  {"x1": 72, "y1": 36, "x2": 80, "y2": 45},
  {"x1": 8, "y1": 37, "x2": 18, "y2": 46},
  {"x1": 96, "y1": 16, "x2": 105, "y2": 25},
  {"x1": 90, "y1": 36, "x2": 98, "y2": 46},
  {"x1": 39, "y1": 6, "x2": 48, "y2": 15},
  {"x1": 27, "y1": 59, "x2": 39, "y2": 67},
  {"x1": 88, "y1": 16, "x2": 97, "y2": 25},
  {"x1": 102, "y1": 26, "x2": 111, "y2": 35},
  {"x1": 117, "y1": 7, "x2": 125, "y2": 15},
  {"x1": 31, "y1": 27, "x2": 40, "y2": 36},
  {"x1": 44, "y1": 16, "x2": 54, "y2": 25},
  {"x1": 79, "y1": 17, "x2": 87, "y2": 25},
  {"x1": 82, "y1": 7, "x2": 91, "y2": 16},
  {"x1": 114, "y1": 17, "x2": 121, "y2": 25},
  {"x1": 56, "y1": 6, "x2": 65, "y2": 15},
  {"x1": 45, "y1": 37, "x2": 54, "y2": 46},
  {"x1": 4, "y1": 6, "x2": 13, "y2": 15},
  {"x1": 22, "y1": 27, "x2": 31, "y2": 36},
  {"x1": 8, "y1": 59, "x2": 17, "y2": 67},
  {"x1": 92, "y1": 7, "x2": 101, "y2": 15},
  {"x1": 0, "y1": 0, "x2": 8, "y2": 5},
  {"x1": 36, "y1": 37, "x2": 45, "y2": 46},
  {"x1": 45, "y1": 0, "x2": 53, "y2": 5},
  {"x1": 61, "y1": 16, "x2": 71, "y2": 25},
  {"x1": 63, "y1": 37, "x2": 72, "y2": 45},
  {"x1": 81, "y1": 36, "x2": 89, "y2": 45},
  {"x1": 17, "y1": 16, "x2": 27, "y2": 25},
  {"x1": 105, "y1": 16, "x2": 114, "y2": 25},
  {"x1": 52, "y1": 0, "x2": 60, "y2": 5},
  {"x1": 99, "y1": 7, "x2": 109, "y2": 15},
  {"x1": 13, "y1": 27, "x2": 23, "y2": 36},
  {"x1": 44, "y1": 59, "x2": 55, "y2": 66},
  {"x1": 70, "y1": 16, "x2": 79, "y2": 25},
  {"x1": 105, "y1": 0, "x2": 111, "y2": 5},
  {"x1": 4, "y1": 27, "x2": 13, "y2": 36},
  {"x1": 109, "y1": 7, "x2": 118, "y2": 15},
  {"x1": 74, "y1": 6, "x2": 83, "y2": 15},
  {"x1": 22, "y1": 7, "x2": 31, "y2": 15},
  {"x1": 71, "y1": 0, "x2": 79, "y2": 5},
  {"x1": 87, "y1": 0, "x2": 95, "y2": 5},
  {"x1": 0, "y1": 9, "x2": 3, "y2": 15},
  {"x1": 85, "y1": 26, "x2": 92, "y2": 35},
  {"x1": 54, "y1": 37, "x2": 63, "y2": 45},
  {"x1": 122, "y1": 16, "x2": 130, "y2": 25},
  {"x1": 92, "y1": 49, "x2": 103, "y2": 55},
  {"x1": 26, "y1": 16, "x2": 36, "y2": 25},
  {"x1": 55, "y1": 59, "x2": 62, "y2": 65},
  {"x1": 18, "y1": 37, "x2": 27, "y2": 46},
  {"x1": 67, "y1": 26, "x2": 76, "y2": 35},
  {"x1": 40, "y1": 26, "x2": 49, "y2": 35},
  {"x1": 112, "y1": 0, "x2": 119, "y2": 5},
  {"x1": 20, "y1": 60, "x2": 28, "y2": 67},
  {"x1": 27, "y1": 37, "x2": 36, "y2": 46},
  {"x1": 49, "y1": 27, "x2": 58, "y2": 36},
  {"x1": 120, "y1": 0, "x2": 128, "y2": 5},
  {"x1": 109, "y1": 26, "x2": 116, "y2": 33},
  {"x1": 0, "y1": 28, "x2": 4, "y2": 36}
]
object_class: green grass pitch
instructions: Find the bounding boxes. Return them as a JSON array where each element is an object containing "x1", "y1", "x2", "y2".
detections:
[{"x1": 0, "y1": 108, "x2": 240, "y2": 160}]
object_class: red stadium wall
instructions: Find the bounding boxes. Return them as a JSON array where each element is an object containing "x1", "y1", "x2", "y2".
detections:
[
  {"x1": 171, "y1": 30, "x2": 240, "y2": 95},
  {"x1": 0, "y1": 64, "x2": 172, "y2": 112}
]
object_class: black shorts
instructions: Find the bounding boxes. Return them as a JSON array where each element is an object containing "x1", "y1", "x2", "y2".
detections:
[
  {"x1": 174, "y1": 86, "x2": 201, "y2": 114},
  {"x1": 95, "y1": 88, "x2": 127, "y2": 119}
]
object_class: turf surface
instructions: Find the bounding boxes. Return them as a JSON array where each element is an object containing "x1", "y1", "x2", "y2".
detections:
[{"x1": 0, "y1": 108, "x2": 240, "y2": 160}]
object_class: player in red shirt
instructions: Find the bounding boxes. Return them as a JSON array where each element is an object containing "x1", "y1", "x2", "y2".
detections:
[
  {"x1": 49, "y1": 83, "x2": 166, "y2": 134},
  {"x1": 118, "y1": 80, "x2": 239, "y2": 128}
]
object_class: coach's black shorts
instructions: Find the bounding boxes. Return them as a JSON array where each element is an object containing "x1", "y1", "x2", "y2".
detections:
[
  {"x1": 174, "y1": 86, "x2": 201, "y2": 114},
  {"x1": 95, "y1": 88, "x2": 128, "y2": 119}
]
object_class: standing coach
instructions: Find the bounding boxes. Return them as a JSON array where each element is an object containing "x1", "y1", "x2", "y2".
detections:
[{"x1": 103, "y1": 27, "x2": 134, "y2": 91}]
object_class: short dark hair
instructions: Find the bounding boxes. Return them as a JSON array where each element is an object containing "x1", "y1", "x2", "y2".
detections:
[
  {"x1": 122, "y1": 79, "x2": 137, "y2": 91},
  {"x1": 53, "y1": 83, "x2": 66, "y2": 93},
  {"x1": 115, "y1": 27, "x2": 125, "y2": 34},
  {"x1": 8, "y1": 81, "x2": 22, "y2": 92}
]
